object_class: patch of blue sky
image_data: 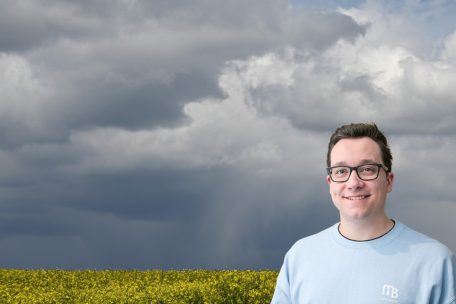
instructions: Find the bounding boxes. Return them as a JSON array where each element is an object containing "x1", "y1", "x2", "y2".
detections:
[{"x1": 290, "y1": 0, "x2": 456, "y2": 57}]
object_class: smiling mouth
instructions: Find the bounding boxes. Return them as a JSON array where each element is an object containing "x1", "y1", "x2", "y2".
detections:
[{"x1": 343, "y1": 195, "x2": 371, "y2": 200}]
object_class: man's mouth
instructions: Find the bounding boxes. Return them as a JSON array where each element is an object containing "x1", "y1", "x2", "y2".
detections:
[{"x1": 343, "y1": 195, "x2": 371, "y2": 200}]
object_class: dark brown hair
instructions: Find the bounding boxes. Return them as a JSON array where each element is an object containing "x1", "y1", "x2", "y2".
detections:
[{"x1": 326, "y1": 122, "x2": 393, "y2": 172}]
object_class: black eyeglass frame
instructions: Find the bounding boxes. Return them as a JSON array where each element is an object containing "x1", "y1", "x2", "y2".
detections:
[{"x1": 326, "y1": 163, "x2": 389, "y2": 183}]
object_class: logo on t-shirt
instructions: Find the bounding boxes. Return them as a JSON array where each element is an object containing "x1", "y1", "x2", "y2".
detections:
[{"x1": 381, "y1": 284, "x2": 399, "y2": 302}]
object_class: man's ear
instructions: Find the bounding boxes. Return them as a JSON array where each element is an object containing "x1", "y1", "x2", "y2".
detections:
[
  {"x1": 386, "y1": 172, "x2": 394, "y2": 192},
  {"x1": 326, "y1": 175, "x2": 331, "y2": 186}
]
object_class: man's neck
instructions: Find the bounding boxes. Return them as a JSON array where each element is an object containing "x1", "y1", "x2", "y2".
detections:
[{"x1": 338, "y1": 216, "x2": 394, "y2": 241}]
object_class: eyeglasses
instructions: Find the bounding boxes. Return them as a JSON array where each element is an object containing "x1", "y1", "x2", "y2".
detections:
[{"x1": 326, "y1": 163, "x2": 389, "y2": 182}]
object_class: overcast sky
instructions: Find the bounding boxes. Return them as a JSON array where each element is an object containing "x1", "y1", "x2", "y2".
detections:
[{"x1": 1, "y1": 0, "x2": 455, "y2": 270}]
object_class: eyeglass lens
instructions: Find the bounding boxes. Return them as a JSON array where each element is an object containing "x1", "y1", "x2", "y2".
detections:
[{"x1": 330, "y1": 164, "x2": 381, "y2": 182}]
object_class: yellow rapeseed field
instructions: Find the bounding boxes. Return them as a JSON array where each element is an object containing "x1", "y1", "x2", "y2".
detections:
[{"x1": 0, "y1": 269, "x2": 278, "y2": 303}]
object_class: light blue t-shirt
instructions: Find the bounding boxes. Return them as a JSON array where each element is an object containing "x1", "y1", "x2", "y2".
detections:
[{"x1": 271, "y1": 221, "x2": 456, "y2": 304}]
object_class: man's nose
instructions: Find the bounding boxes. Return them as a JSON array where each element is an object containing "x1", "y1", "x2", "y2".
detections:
[{"x1": 347, "y1": 169, "x2": 364, "y2": 189}]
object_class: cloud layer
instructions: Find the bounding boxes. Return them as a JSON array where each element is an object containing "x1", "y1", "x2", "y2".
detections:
[{"x1": 0, "y1": 0, "x2": 455, "y2": 269}]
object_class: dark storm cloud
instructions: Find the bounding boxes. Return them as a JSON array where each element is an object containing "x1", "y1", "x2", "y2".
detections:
[
  {"x1": 63, "y1": 169, "x2": 220, "y2": 221},
  {"x1": 64, "y1": 71, "x2": 222, "y2": 130},
  {"x1": 0, "y1": 160, "x2": 337, "y2": 269},
  {"x1": 0, "y1": 1, "x2": 114, "y2": 52},
  {"x1": 0, "y1": 0, "x2": 366, "y2": 148},
  {"x1": 0, "y1": 0, "x2": 455, "y2": 271}
]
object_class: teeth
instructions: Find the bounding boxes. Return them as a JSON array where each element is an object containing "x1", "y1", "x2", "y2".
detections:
[{"x1": 345, "y1": 195, "x2": 368, "y2": 200}]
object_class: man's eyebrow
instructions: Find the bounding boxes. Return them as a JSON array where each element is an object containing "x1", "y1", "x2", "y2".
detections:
[
  {"x1": 358, "y1": 159, "x2": 378, "y2": 165},
  {"x1": 331, "y1": 159, "x2": 378, "y2": 166}
]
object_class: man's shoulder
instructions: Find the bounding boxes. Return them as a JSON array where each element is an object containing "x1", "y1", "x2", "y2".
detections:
[
  {"x1": 397, "y1": 222, "x2": 454, "y2": 257},
  {"x1": 287, "y1": 224, "x2": 337, "y2": 254}
]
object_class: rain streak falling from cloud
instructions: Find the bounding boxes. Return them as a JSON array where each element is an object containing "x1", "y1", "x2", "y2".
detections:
[{"x1": 0, "y1": 0, "x2": 455, "y2": 269}]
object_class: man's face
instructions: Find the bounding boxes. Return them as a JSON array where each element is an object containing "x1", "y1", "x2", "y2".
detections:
[{"x1": 326, "y1": 137, "x2": 394, "y2": 223}]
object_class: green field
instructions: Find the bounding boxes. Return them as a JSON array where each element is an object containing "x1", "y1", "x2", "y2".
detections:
[{"x1": 0, "y1": 269, "x2": 278, "y2": 303}]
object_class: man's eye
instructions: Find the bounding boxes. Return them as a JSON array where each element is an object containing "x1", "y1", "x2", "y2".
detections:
[
  {"x1": 360, "y1": 165, "x2": 376, "y2": 173},
  {"x1": 334, "y1": 168, "x2": 349, "y2": 175}
]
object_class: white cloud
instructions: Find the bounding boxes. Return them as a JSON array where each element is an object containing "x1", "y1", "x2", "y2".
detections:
[
  {"x1": 0, "y1": 54, "x2": 63, "y2": 147},
  {"x1": 441, "y1": 30, "x2": 456, "y2": 63},
  {"x1": 1, "y1": 0, "x2": 456, "y2": 268},
  {"x1": 20, "y1": 1, "x2": 456, "y2": 193},
  {"x1": 60, "y1": 51, "x2": 325, "y2": 176},
  {"x1": 0, "y1": 54, "x2": 48, "y2": 115}
]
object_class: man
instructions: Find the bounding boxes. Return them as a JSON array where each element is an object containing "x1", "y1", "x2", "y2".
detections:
[{"x1": 271, "y1": 122, "x2": 456, "y2": 303}]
